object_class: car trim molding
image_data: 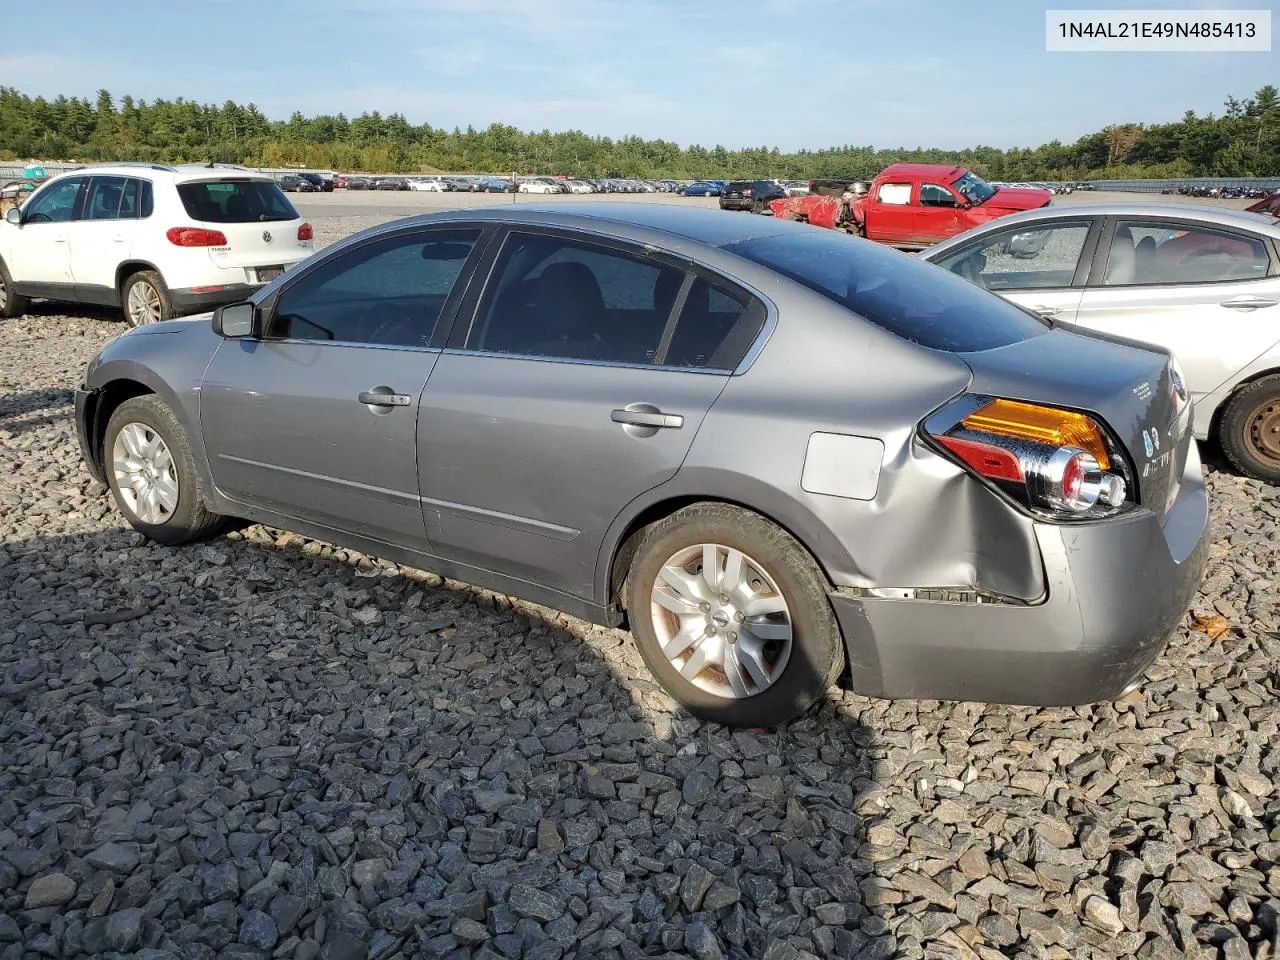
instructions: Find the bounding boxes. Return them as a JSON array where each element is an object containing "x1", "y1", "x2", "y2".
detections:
[{"x1": 421, "y1": 496, "x2": 581, "y2": 541}]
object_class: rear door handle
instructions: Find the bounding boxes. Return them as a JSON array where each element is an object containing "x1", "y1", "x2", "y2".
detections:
[
  {"x1": 1220, "y1": 296, "x2": 1278, "y2": 310},
  {"x1": 1030, "y1": 304, "x2": 1062, "y2": 318},
  {"x1": 358, "y1": 390, "x2": 412, "y2": 407},
  {"x1": 611, "y1": 408, "x2": 683, "y2": 429}
]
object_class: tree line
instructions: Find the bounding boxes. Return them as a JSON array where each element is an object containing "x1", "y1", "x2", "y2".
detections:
[{"x1": 0, "y1": 84, "x2": 1276, "y2": 181}]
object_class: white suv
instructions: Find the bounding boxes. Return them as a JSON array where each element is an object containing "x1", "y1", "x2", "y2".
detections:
[{"x1": 0, "y1": 163, "x2": 314, "y2": 326}]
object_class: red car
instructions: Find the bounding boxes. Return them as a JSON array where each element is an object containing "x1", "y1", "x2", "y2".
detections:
[
  {"x1": 771, "y1": 163, "x2": 1052, "y2": 249},
  {"x1": 1246, "y1": 190, "x2": 1280, "y2": 218}
]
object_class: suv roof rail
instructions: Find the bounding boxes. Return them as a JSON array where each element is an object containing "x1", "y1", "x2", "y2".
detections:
[{"x1": 86, "y1": 161, "x2": 178, "y2": 173}]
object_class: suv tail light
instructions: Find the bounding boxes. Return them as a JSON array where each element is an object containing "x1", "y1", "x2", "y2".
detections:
[
  {"x1": 297, "y1": 222, "x2": 313, "y2": 241},
  {"x1": 167, "y1": 227, "x2": 228, "y2": 247},
  {"x1": 924, "y1": 397, "x2": 1132, "y2": 519}
]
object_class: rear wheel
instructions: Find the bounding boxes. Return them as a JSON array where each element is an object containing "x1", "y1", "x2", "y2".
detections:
[
  {"x1": 1220, "y1": 375, "x2": 1280, "y2": 482},
  {"x1": 0, "y1": 257, "x2": 30, "y2": 319},
  {"x1": 625, "y1": 503, "x2": 844, "y2": 727},
  {"x1": 122, "y1": 270, "x2": 173, "y2": 327}
]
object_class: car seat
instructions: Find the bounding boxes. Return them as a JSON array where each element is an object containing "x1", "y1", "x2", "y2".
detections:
[
  {"x1": 524, "y1": 262, "x2": 608, "y2": 358},
  {"x1": 1105, "y1": 226, "x2": 1137, "y2": 285},
  {"x1": 1134, "y1": 235, "x2": 1158, "y2": 282}
]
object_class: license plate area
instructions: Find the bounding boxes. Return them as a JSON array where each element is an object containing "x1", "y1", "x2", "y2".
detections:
[{"x1": 254, "y1": 266, "x2": 284, "y2": 283}]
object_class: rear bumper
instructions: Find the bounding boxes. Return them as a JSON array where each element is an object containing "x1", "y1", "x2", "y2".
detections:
[
  {"x1": 719, "y1": 198, "x2": 753, "y2": 210},
  {"x1": 832, "y1": 442, "x2": 1209, "y2": 705},
  {"x1": 169, "y1": 284, "x2": 260, "y2": 316},
  {"x1": 74, "y1": 385, "x2": 105, "y2": 484}
]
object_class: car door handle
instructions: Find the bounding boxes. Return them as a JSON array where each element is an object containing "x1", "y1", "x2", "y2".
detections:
[
  {"x1": 1220, "y1": 296, "x2": 1278, "y2": 310},
  {"x1": 1029, "y1": 304, "x2": 1062, "y2": 318},
  {"x1": 611, "y1": 408, "x2": 684, "y2": 429},
  {"x1": 358, "y1": 390, "x2": 412, "y2": 407}
]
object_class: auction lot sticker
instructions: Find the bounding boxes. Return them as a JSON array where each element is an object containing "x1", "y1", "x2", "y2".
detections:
[{"x1": 1046, "y1": 9, "x2": 1271, "y2": 51}]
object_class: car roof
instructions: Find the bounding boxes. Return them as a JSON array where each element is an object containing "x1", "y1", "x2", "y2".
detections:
[
  {"x1": 396, "y1": 201, "x2": 796, "y2": 248},
  {"x1": 880, "y1": 163, "x2": 967, "y2": 179}
]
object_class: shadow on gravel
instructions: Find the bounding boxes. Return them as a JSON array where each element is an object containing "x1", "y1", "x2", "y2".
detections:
[
  {"x1": 0, "y1": 523, "x2": 898, "y2": 960},
  {"x1": 0, "y1": 387, "x2": 75, "y2": 438}
]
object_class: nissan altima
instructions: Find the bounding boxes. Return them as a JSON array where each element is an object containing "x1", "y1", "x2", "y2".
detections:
[{"x1": 74, "y1": 203, "x2": 1208, "y2": 727}]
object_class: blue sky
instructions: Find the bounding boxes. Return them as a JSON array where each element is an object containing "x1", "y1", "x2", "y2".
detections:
[{"x1": 2, "y1": 0, "x2": 1275, "y2": 150}]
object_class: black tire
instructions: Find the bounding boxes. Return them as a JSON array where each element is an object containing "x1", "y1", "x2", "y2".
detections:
[
  {"x1": 121, "y1": 270, "x2": 174, "y2": 327},
  {"x1": 1219, "y1": 375, "x2": 1280, "y2": 483},
  {"x1": 103, "y1": 395, "x2": 227, "y2": 545},
  {"x1": 0, "y1": 257, "x2": 30, "y2": 319},
  {"x1": 751, "y1": 199, "x2": 764, "y2": 215},
  {"x1": 624, "y1": 503, "x2": 845, "y2": 728}
]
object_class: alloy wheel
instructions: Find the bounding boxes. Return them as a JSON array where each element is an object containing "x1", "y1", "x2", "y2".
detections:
[
  {"x1": 112, "y1": 422, "x2": 179, "y2": 524},
  {"x1": 127, "y1": 280, "x2": 163, "y2": 326},
  {"x1": 649, "y1": 543, "x2": 793, "y2": 699}
]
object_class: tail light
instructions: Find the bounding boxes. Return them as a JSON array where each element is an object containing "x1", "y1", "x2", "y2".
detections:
[
  {"x1": 297, "y1": 222, "x2": 314, "y2": 241},
  {"x1": 167, "y1": 227, "x2": 228, "y2": 247},
  {"x1": 924, "y1": 396, "x2": 1133, "y2": 519}
]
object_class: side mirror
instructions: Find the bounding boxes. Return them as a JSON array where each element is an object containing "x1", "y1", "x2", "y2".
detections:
[
  {"x1": 212, "y1": 301, "x2": 258, "y2": 338},
  {"x1": 5, "y1": 207, "x2": 21, "y2": 225}
]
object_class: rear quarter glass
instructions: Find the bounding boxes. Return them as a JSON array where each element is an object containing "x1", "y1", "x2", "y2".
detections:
[{"x1": 724, "y1": 230, "x2": 1048, "y2": 353}]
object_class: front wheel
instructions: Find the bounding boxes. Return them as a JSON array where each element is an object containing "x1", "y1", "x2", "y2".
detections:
[
  {"x1": 1220, "y1": 375, "x2": 1280, "y2": 483},
  {"x1": 625, "y1": 503, "x2": 845, "y2": 727},
  {"x1": 0, "y1": 257, "x2": 30, "y2": 319},
  {"x1": 104, "y1": 395, "x2": 227, "y2": 544}
]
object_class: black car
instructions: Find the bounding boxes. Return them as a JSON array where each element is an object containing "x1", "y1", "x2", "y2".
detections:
[
  {"x1": 278, "y1": 175, "x2": 318, "y2": 193},
  {"x1": 298, "y1": 172, "x2": 333, "y2": 193},
  {"x1": 377, "y1": 177, "x2": 410, "y2": 191},
  {"x1": 346, "y1": 177, "x2": 371, "y2": 191},
  {"x1": 719, "y1": 180, "x2": 787, "y2": 214}
]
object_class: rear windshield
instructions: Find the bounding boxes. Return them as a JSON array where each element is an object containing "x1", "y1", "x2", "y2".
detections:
[
  {"x1": 724, "y1": 230, "x2": 1048, "y2": 352},
  {"x1": 177, "y1": 180, "x2": 298, "y2": 223}
]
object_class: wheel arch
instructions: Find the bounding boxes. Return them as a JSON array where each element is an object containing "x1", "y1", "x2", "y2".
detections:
[
  {"x1": 1207, "y1": 365, "x2": 1280, "y2": 442},
  {"x1": 600, "y1": 483, "x2": 844, "y2": 622},
  {"x1": 115, "y1": 260, "x2": 162, "y2": 297}
]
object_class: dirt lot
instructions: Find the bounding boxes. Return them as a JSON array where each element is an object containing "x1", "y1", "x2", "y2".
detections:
[{"x1": 0, "y1": 192, "x2": 1277, "y2": 960}]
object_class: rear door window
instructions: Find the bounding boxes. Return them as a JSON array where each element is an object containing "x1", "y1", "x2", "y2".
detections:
[
  {"x1": 84, "y1": 176, "x2": 129, "y2": 220},
  {"x1": 467, "y1": 232, "x2": 686, "y2": 365},
  {"x1": 726, "y1": 229, "x2": 1048, "y2": 352},
  {"x1": 1102, "y1": 220, "x2": 1271, "y2": 286},
  {"x1": 177, "y1": 180, "x2": 298, "y2": 223}
]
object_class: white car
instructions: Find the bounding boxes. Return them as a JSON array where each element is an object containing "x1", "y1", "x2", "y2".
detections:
[
  {"x1": 517, "y1": 179, "x2": 562, "y2": 194},
  {"x1": 0, "y1": 163, "x2": 314, "y2": 326},
  {"x1": 563, "y1": 180, "x2": 594, "y2": 194},
  {"x1": 408, "y1": 178, "x2": 445, "y2": 192},
  {"x1": 925, "y1": 203, "x2": 1280, "y2": 481}
]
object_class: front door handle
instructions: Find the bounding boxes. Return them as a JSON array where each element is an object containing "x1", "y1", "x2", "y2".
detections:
[
  {"x1": 358, "y1": 390, "x2": 412, "y2": 407},
  {"x1": 1030, "y1": 304, "x2": 1062, "y2": 318},
  {"x1": 611, "y1": 407, "x2": 683, "y2": 429},
  {"x1": 1220, "y1": 296, "x2": 1278, "y2": 310}
]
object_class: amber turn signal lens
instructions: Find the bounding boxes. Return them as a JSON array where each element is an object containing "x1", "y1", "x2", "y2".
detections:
[{"x1": 961, "y1": 399, "x2": 1111, "y2": 470}]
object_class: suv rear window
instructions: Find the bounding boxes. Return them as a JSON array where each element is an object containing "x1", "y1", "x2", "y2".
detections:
[
  {"x1": 177, "y1": 180, "x2": 298, "y2": 223},
  {"x1": 724, "y1": 230, "x2": 1048, "y2": 352}
]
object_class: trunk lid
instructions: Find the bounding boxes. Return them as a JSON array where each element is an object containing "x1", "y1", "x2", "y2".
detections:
[{"x1": 959, "y1": 325, "x2": 1188, "y2": 522}]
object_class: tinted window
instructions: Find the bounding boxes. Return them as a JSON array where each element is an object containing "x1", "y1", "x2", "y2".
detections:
[
  {"x1": 140, "y1": 181, "x2": 154, "y2": 218},
  {"x1": 177, "y1": 180, "x2": 297, "y2": 223},
  {"x1": 85, "y1": 176, "x2": 128, "y2": 220},
  {"x1": 23, "y1": 177, "x2": 84, "y2": 223},
  {"x1": 469, "y1": 232, "x2": 685, "y2": 364},
  {"x1": 919, "y1": 183, "x2": 958, "y2": 208},
  {"x1": 1104, "y1": 220, "x2": 1271, "y2": 286},
  {"x1": 726, "y1": 230, "x2": 1048, "y2": 352},
  {"x1": 270, "y1": 229, "x2": 479, "y2": 346},
  {"x1": 664, "y1": 277, "x2": 765, "y2": 369},
  {"x1": 119, "y1": 179, "x2": 141, "y2": 218},
  {"x1": 934, "y1": 221, "x2": 1092, "y2": 292}
]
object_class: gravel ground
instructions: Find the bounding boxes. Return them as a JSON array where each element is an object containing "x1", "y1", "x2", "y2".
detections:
[{"x1": 2, "y1": 211, "x2": 1279, "y2": 960}]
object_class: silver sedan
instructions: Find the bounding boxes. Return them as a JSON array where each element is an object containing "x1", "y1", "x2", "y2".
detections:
[
  {"x1": 924, "y1": 203, "x2": 1280, "y2": 481},
  {"x1": 74, "y1": 204, "x2": 1207, "y2": 726}
]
